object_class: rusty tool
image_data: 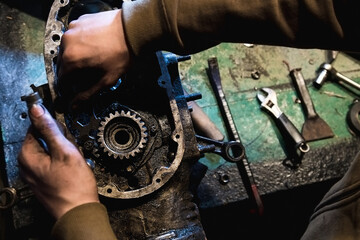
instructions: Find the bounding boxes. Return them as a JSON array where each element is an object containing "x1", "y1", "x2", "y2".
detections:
[
  {"x1": 207, "y1": 57, "x2": 263, "y2": 215},
  {"x1": 21, "y1": 91, "x2": 50, "y2": 153},
  {"x1": 196, "y1": 135, "x2": 245, "y2": 163},
  {"x1": 290, "y1": 68, "x2": 334, "y2": 142},
  {"x1": 184, "y1": 90, "x2": 225, "y2": 141},
  {"x1": 257, "y1": 88, "x2": 309, "y2": 165}
]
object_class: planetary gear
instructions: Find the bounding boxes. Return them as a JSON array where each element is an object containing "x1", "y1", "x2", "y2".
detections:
[{"x1": 97, "y1": 110, "x2": 148, "y2": 160}]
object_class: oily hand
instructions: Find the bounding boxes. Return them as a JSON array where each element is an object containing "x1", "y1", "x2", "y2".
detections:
[
  {"x1": 57, "y1": 9, "x2": 132, "y2": 104},
  {"x1": 18, "y1": 104, "x2": 99, "y2": 220}
]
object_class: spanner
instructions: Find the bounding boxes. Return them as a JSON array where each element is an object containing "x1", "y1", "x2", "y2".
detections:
[
  {"x1": 257, "y1": 88, "x2": 309, "y2": 163},
  {"x1": 196, "y1": 135, "x2": 245, "y2": 163}
]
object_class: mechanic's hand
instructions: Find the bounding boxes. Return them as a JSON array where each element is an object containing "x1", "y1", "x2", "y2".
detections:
[
  {"x1": 18, "y1": 104, "x2": 99, "y2": 220},
  {"x1": 57, "y1": 9, "x2": 132, "y2": 104}
]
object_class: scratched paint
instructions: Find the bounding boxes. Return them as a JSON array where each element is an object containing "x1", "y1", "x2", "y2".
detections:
[{"x1": 179, "y1": 43, "x2": 360, "y2": 168}]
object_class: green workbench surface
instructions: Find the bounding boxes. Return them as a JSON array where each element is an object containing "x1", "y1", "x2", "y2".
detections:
[
  {"x1": 179, "y1": 44, "x2": 360, "y2": 208},
  {"x1": 181, "y1": 44, "x2": 360, "y2": 167}
]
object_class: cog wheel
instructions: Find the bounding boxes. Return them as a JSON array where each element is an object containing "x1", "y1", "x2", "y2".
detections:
[{"x1": 97, "y1": 110, "x2": 148, "y2": 160}]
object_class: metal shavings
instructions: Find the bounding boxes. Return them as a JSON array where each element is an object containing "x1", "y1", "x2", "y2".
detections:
[{"x1": 322, "y1": 91, "x2": 346, "y2": 99}]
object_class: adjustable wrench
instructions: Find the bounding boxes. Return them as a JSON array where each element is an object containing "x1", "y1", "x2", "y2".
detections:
[{"x1": 257, "y1": 88, "x2": 309, "y2": 164}]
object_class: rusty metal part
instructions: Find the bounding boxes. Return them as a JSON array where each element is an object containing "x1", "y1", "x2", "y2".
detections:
[
  {"x1": 184, "y1": 90, "x2": 225, "y2": 141},
  {"x1": 97, "y1": 110, "x2": 148, "y2": 160},
  {"x1": 207, "y1": 57, "x2": 263, "y2": 215},
  {"x1": 20, "y1": 91, "x2": 43, "y2": 109},
  {"x1": 40, "y1": 1, "x2": 208, "y2": 239},
  {"x1": 196, "y1": 135, "x2": 244, "y2": 163},
  {"x1": 44, "y1": 0, "x2": 189, "y2": 200},
  {"x1": 20, "y1": 91, "x2": 50, "y2": 153},
  {"x1": 289, "y1": 68, "x2": 334, "y2": 142},
  {"x1": 257, "y1": 87, "x2": 310, "y2": 164},
  {"x1": 0, "y1": 186, "x2": 33, "y2": 210}
]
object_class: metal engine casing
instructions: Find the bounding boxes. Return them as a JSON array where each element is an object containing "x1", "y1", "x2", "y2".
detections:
[
  {"x1": 44, "y1": 0, "x2": 201, "y2": 200},
  {"x1": 5, "y1": 0, "x2": 205, "y2": 238}
]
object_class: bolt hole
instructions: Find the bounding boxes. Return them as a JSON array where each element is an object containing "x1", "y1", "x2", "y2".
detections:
[
  {"x1": 50, "y1": 50, "x2": 55, "y2": 55},
  {"x1": 20, "y1": 112, "x2": 27, "y2": 120},
  {"x1": 175, "y1": 134, "x2": 180, "y2": 139},
  {"x1": 219, "y1": 174, "x2": 230, "y2": 184},
  {"x1": 52, "y1": 34, "x2": 61, "y2": 43},
  {"x1": 156, "y1": 178, "x2": 161, "y2": 183},
  {"x1": 60, "y1": 0, "x2": 65, "y2": 4},
  {"x1": 107, "y1": 188, "x2": 112, "y2": 193}
]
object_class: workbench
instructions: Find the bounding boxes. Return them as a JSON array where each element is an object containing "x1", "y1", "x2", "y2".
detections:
[
  {"x1": 1, "y1": 1, "x2": 360, "y2": 239},
  {"x1": 181, "y1": 44, "x2": 360, "y2": 207}
]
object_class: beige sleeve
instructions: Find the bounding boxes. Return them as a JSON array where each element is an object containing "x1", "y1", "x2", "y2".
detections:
[
  {"x1": 122, "y1": 0, "x2": 360, "y2": 56},
  {"x1": 300, "y1": 151, "x2": 360, "y2": 239},
  {"x1": 51, "y1": 202, "x2": 117, "y2": 240}
]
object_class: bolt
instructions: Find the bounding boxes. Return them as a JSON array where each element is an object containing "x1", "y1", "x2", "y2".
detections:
[
  {"x1": 150, "y1": 125, "x2": 157, "y2": 136},
  {"x1": 251, "y1": 70, "x2": 261, "y2": 80},
  {"x1": 83, "y1": 140, "x2": 94, "y2": 151},
  {"x1": 126, "y1": 165, "x2": 135, "y2": 173},
  {"x1": 85, "y1": 159, "x2": 95, "y2": 170}
]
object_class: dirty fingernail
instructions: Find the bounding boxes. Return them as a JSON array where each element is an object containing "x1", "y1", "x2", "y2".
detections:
[{"x1": 30, "y1": 104, "x2": 45, "y2": 118}]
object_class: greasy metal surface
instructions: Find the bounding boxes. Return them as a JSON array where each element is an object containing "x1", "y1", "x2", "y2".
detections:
[
  {"x1": 0, "y1": 2, "x2": 48, "y2": 233},
  {"x1": 44, "y1": 0, "x2": 193, "y2": 201},
  {"x1": 2, "y1": 2, "x2": 207, "y2": 239},
  {"x1": 2, "y1": 0, "x2": 360, "y2": 238}
]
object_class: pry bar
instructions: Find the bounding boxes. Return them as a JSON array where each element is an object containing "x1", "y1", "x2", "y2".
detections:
[{"x1": 206, "y1": 57, "x2": 264, "y2": 215}]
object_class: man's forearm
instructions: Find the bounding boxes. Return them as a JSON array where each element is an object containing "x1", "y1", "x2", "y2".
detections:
[{"x1": 123, "y1": 0, "x2": 360, "y2": 56}]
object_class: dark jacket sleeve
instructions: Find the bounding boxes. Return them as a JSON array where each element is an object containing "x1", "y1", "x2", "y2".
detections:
[
  {"x1": 301, "y1": 151, "x2": 360, "y2": 240},
  {"x1": 122, "y1": 0, "x2": 360, "y2": 56},
  {"x1": 51, "y1": 202, "x2": 117, "y2": 240}
]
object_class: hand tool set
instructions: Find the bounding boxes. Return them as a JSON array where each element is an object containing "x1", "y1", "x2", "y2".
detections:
[{"x1": 203, "y1": 52, "x2": 359, "y2": 211}]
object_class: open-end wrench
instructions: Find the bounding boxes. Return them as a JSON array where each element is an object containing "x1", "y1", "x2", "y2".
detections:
[
  {"x1": 207, "y1": 57, "x2": 263, "y2": 215},
  {"x1": 257, "y1": 88, "x2": 309, "y2": 164}
]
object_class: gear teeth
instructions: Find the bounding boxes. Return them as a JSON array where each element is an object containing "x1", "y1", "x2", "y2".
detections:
[{"x1": 97, "y1": 110, "x2": 148, "y2": 160}]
